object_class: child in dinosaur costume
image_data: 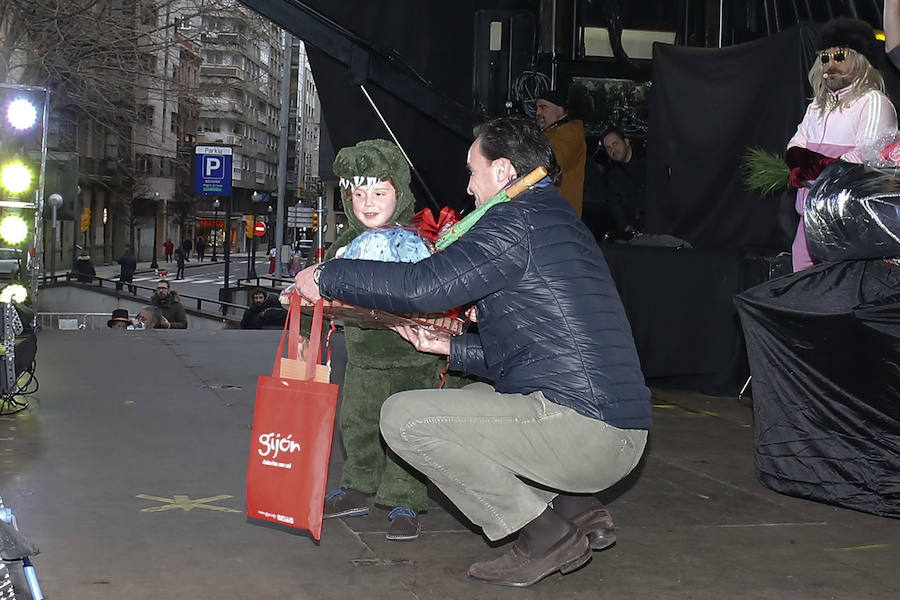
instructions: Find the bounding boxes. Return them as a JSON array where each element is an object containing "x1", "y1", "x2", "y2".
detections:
[{"x1": 321, "y1": 139, "x2": 459, "y2": 541}]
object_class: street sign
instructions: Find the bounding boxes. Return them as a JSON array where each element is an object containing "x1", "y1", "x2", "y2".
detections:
[
  {"x1": 287, "y1": 205, "x2": 314, "y2": 227},
  {"x1": 193, "y1": 146, "x2": 233, "y2": 195},
  {"x1": 254, "y1": 221, "x2": 267, "y2": 237}
]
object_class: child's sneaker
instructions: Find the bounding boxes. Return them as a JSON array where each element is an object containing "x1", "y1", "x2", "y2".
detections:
[
  {"x1": 386, "y1": 507, "x2": 420, "y2": 541},
  {"x1": 323, "y1": 486, "x2": 370, "y2": 519}
]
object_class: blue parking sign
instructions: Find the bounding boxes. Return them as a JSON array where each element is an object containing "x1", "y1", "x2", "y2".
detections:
[{"x1": 194, "y1": 146, "x2": 233, "y2": 195}]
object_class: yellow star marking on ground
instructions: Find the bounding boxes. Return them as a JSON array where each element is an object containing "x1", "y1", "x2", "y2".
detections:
[{"x1": 136, "y1": 494, "x2": 240, "y2": 513}]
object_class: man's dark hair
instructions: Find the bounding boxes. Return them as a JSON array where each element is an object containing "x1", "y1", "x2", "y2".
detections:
[
  {"x1": 157, "y1": 279, "x2": 170, "y2": 289},
  {"x1": 473, "y1": 116, "x2": 561, "y2": 185},
  {"x1": 601, "y1": 125, "x2": 627, "y2": 142},
  {"x1": 252, "y1": 288, "x2": 267, "y2": 301}
]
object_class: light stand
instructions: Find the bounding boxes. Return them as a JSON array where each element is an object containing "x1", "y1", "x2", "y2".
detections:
[
  {"x1": 47, "y1": 193, "x2": 63, "y2": 279},
  {"x1": 212, "y1": 198, "x2": 219, "y2": 262},
  {"x1": 150, "y1": 192, "x2": 159, "y2": 270}
]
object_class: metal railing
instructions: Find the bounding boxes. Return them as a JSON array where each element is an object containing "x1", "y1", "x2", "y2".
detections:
[
  {"x1": 36, "y1": 312, "x2": 110, "y2": 330},
  {"x1": 41, "y1": 273, "x2": 249, "y2": 316}
]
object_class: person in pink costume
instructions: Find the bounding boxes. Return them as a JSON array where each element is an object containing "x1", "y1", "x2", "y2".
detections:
[{"x1": 786, "y1": 17, "x2": 897, "y2": 271}]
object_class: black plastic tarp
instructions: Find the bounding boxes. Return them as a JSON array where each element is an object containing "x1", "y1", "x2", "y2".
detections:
[{"x1": 735, "y1": 260, "x2": 900, "y2": 518}]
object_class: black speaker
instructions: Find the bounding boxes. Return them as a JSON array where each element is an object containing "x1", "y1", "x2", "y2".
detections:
[{"x1": 473, "y1": 10, "x2": 537, "y2": 119}]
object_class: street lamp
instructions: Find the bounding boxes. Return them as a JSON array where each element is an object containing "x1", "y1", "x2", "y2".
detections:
[
  {"x1": 150, "y1": 191, "x2": 159, "y2": 270},
  {"x1": 47, "y1": 193, "x2": 63, "y2": 278},
  {"x1": 212, "y1": 198, "x2": 220, "y2": 262}
]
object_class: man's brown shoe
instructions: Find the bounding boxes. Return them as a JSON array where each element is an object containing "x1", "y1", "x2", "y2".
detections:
[
  {"x1": 467, "y1": 528, "x2": 591, "y2": 587},
  {"x1": 570, "y1": 505, "x2": 616, "y2": 551}
]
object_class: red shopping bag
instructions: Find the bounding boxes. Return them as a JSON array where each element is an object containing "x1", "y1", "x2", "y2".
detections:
[{"x1": 246, "y1": 295, "x2": 338, "y2": 540}]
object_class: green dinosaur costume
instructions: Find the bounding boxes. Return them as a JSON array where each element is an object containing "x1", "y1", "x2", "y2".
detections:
[{"x1": 327, "y1": 139, "x2": 459, "y2": 511}]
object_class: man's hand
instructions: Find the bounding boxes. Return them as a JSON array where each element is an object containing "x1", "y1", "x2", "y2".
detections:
[
  {"x1": 160, "y1": 316, "x2": 171, "y2": 329},
  {"x1": 295, "y1": 264, "x2": 322, "y2": 302},
  {"x1": 390, "y1": 324, "x2": 451, "y2": 356}
]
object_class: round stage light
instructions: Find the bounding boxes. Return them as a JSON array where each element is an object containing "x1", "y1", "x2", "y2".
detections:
[
  {"x1": 0, "y1": 215, "x2": 28, "y2": 245},
  {"x1": 0, "y1": 284, "x2": 27, "y2": 304},
  {"x1": 0, "y1": 162, "x2": 32, "y2": 194},
  {"x1": 7, "y1": 98, "x2": 38, "y2": 131}
]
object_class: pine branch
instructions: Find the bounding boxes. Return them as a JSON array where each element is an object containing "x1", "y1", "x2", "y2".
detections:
[{"x1": 743, "y1": 147, "x2": 790, "y2": 196}]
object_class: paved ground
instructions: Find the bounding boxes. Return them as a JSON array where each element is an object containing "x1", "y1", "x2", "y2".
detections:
[{"x1": 0, "y1": 329, "x2": 897, "y2": 599}]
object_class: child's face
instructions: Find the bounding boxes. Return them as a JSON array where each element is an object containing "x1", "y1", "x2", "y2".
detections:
[{"x1": 351, "y1": 180, "x2": 397, "y2": 229}]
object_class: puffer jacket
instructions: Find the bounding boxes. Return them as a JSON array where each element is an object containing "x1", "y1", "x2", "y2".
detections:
[{"x1": 319, "y1": 184, "x2": 651, "y2": 429}]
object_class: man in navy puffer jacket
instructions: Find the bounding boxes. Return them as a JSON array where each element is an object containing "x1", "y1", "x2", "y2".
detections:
[{"x1": 296, "y1": 116, "x2": 650, "y2": 587}]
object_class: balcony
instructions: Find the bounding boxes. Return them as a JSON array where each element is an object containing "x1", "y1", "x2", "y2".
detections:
[
  {"x1": 199, "y1": 65, "x2": 244, "y2": 80},
  {"x1": 197, "y1": 132, "x2": 242, "y2": 147}
]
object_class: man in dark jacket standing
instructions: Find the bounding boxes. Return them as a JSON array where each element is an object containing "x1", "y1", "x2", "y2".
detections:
[
  {"x1": 295, "y1": 116, "x2": 650, "y2": 587},
  {"x1": 116, "y1": 246, "x2": 137, "y2": 294}
]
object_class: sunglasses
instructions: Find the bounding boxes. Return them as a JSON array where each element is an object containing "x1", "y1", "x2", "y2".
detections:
[{"x1": 819, "y1": 49, "x2": 848, "y2": 64}]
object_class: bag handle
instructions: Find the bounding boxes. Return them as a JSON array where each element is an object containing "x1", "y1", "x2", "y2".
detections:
[{"x1": 273, "y1": 293, "x2": 325, "y2": 379}]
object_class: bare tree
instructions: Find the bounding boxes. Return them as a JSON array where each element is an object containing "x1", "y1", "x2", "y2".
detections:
[{"x1": 0, "y1": 0, "x2": 275, "y2": 258}]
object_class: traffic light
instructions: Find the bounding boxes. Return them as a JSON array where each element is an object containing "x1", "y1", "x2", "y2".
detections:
[
  {"x1": 79, "y1": 208, "x2": 91, "y2": 233},
  {"x1": 245, "y1": 215, "x2": 255, "y2": 238},
  {"x1": 312, "y1": 211, "x2": 318, "y2": 231},
  {"x1": 0, "y1": 84, "x2": 47, "y2": 202}
]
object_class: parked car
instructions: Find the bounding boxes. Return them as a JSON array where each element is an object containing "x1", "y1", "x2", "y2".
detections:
[{"x1": 0, "y1": 248, "x2": 22, "y2": 279}]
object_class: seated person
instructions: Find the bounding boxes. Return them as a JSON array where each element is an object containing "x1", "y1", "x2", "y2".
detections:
[
  {"x1": 72, "y1": 251, "x2": 96, "y2": 283},
  {"x1": 240, "y1": 288, "x2": 286, "y2": 329},
  {"x1": 602, "y1": 126, "x2": 647, "y2": 235},
  {"x1": 135, "y1": 306, "x2": 168, "y2": 329},
  {"x1": 107, "y1": 309, "x2": 133, "y2": 330},
  {"x1": 149, "y1": 280, "x2": 188, "y2": 329}
]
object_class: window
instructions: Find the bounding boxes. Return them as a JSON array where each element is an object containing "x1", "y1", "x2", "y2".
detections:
[
  {"x1": 135, "y1": 154, "x2": 151, "y2": 173},
  {"x1": 138, "y1": 104, "x2": 154, "y2": 126}
]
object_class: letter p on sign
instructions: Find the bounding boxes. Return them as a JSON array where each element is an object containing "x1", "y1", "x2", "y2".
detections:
[{"x1": 205, "y1": 157, "x2": 222, "y2": 177}]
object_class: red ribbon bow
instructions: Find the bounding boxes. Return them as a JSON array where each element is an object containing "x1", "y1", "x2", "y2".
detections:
[{"x1": 411, "y1": 207, "x2": 461, "y2": 243}]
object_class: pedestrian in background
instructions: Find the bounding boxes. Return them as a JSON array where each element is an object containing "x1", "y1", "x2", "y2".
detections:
[
  {"x1": 163, "y1": 237, "x2": 174, "y2": 263},
  {"x1": 196, "y1": 236, "x2": 206, "y2": 262},
  {"x1": 174, "y1": 246, "x2": 187, "y2": 280},
  {"x1": 116, "y1": 246, "x2": 137, "y2": 294},
  {"x1": 267, "y1": 246, "x2": 277, "y2": 274},
  {"x1": 72, "y1": 250, "x2": 95, "y2": 283}
]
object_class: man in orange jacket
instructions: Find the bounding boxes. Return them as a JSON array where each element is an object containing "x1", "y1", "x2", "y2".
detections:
[{"x1": 536, "y1": 89, "x2": 586, "y2": 216}]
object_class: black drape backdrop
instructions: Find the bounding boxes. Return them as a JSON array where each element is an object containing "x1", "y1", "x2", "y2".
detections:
[
  {"x1": 646, "y1": 26, "x2": 817, "y2": 251},
  {"x1": 647, "y1": 23, "x2": 900, "y2": 252}
]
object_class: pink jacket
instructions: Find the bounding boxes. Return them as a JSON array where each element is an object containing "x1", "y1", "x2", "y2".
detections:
[
  {"x1": 786, "y1": 88, "x2": 897, "y2": 271},
  {"x1": 788, "y1": 88, "x2": 897, "y2": 163}
]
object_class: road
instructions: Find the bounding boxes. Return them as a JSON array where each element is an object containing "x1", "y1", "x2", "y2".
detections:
[{"x1": 134, "y1": 256, "x2": 285, "y2": 300}]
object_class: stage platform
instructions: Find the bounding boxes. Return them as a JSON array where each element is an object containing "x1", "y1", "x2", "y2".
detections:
[{"x1": 0, "y1": 329, "x2": 896, "y2": 599}]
